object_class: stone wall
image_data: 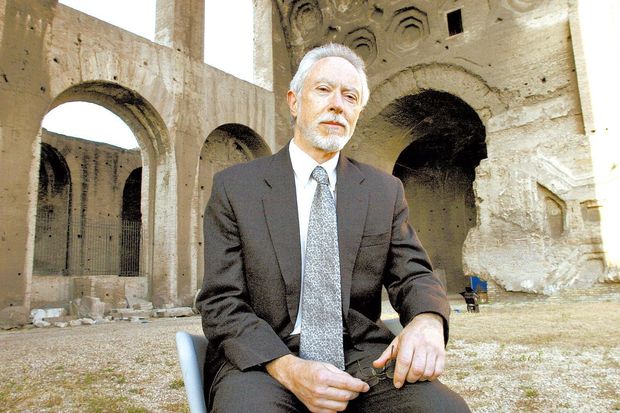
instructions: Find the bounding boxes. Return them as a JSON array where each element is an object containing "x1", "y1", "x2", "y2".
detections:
[
  {"x1": 35, "y1": 129, "x2": 142, "y2": 276},
  {"x1": 0, "y1": 0, "x2": 276, "y2": 323},
  {"x1": 272, "y1": 0, "x2": 620, "y2": 296},
  {"x1": 1, "y1": 0, "x2": 619, "y2": 324}
]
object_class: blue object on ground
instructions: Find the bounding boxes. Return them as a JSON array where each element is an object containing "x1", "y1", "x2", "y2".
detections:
[{"x1": 470, "y1": 276, "x2": 487, "y2": 292}]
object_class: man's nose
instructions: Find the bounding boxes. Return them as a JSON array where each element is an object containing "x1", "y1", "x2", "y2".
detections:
[{"x1": 328, "y1": 92, "x2": 344, "y2": 113}]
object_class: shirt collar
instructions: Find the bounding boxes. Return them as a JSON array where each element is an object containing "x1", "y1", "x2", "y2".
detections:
[{"x1": 289, "y1": 138, "x2": 339, "y2": 189}]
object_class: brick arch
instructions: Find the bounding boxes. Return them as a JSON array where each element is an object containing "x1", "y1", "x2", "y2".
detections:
[
  {"x1": 49, "y1": 81, "x2": 170, "y2": 156},
  {"x1": 43, "y1": 81, "x2": 172, "y2": 300},
  {"x1": 189, "y1": 123, "x2": 272, "y2": 291},
  {"x1": 363, "y1": 63, "x2": 507, "y2": 125}
]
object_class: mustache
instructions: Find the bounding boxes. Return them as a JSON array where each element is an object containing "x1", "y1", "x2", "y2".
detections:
[{"x1": 317, "y1": 113, "x2": 348, "y2": 127}]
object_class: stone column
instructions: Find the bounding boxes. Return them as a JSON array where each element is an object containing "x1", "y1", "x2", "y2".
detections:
[
  {"x1": 252, "y1": 0, "x2": 273, "y2": 91},
  {"x1": 0, "y1": 0, "x2": 57, "y2": 325},
  {"x1": 155, "y1": 0, "x2": 205, "y2": 61},
  {"x1": 569, "y1": 0, "x2": 620, "y2": 272}
]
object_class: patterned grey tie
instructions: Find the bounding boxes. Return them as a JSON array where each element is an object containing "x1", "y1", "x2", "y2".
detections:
[{"x1": 299, "y1": 166, "x2": 345, "y2": 370}]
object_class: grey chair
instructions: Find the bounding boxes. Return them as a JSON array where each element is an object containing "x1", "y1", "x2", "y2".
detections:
[
  {"x1": 176, "y1": 331, "x2": 209, "y2": 413},
  {"x1": 175, "y1": 318, "x2": 403, "y2": 413}
]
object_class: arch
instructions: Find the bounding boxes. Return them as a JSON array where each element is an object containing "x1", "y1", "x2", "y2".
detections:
[
  {"x1": 189, "y1": 123, "x2": 272, "y2": 292},
  {"x1": 198, "y1": 123, "x2": 270, "y2": 212},
  {"x1": 49, "y1": 81, "x2": 170, "y2": 154},
  {"x1": 362, "y1": 63, "x2": 507, "y2": 125},
  {"x1": 33, "y1": 143, "x2": 72, "y2": 275},
  {"x1": 120, "y1": 167, "x2": 142, "y2": 276},
  {"x1": 43, "y1": 81, "x2": 171, "y2": 300},
  {"x1": 385, "y1": 90, "x2": 486, "y2": 294}
]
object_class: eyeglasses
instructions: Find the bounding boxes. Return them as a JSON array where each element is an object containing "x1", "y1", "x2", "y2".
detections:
[{"x1": 353, "y1": 346, "x2": 396, "y2": 387}]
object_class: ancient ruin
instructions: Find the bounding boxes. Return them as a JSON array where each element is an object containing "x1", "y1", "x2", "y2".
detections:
[{"x1": 1, "y1": 0, "x2": 619, "y2": 326}]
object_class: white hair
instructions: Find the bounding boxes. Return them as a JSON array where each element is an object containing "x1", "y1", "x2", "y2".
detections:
[{"x1": 289, "y1": 43, "x2": 370, "y2": 109}]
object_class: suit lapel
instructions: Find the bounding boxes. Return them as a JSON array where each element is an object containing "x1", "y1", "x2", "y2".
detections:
[
  {"x1": 336, "y1": 157, "x2": 368, "y2": 319},
  {"x1": 262, "y1": 146, "x2": 302, "y2": 327}
]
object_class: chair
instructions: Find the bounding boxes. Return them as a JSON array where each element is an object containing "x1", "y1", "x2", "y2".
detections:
[
  {"x1": 175, "y1": 331, "x2": 209, "y2": 413},
  {"x1": 175, "y1": 319, "x2": 403, "y2": 413}
]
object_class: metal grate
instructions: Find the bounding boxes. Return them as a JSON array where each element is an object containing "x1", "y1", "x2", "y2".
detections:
[{"x1": 33, "y1": 215, "x2": 142, "y2": 276}]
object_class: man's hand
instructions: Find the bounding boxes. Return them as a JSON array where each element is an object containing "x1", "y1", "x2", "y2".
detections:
[
  {"x1": 373, "y1": 313, "x2": 445, "y2": 388},
  {"x1": 266, "y1": 354, "x2": 370, "y2": 413}
]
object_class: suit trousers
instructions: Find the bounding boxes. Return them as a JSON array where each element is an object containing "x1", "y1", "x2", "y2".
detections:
[{"x1": 209, "y1": 342, "x2": 471, "y2": 413}]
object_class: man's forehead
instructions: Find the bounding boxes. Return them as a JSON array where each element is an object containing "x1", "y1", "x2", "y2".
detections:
[{"x1": 307, "y1": 57, "x2": 362, "y2": 89}]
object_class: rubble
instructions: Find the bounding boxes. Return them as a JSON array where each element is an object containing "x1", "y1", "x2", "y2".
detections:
[{"x1": 152, "y1": 307, "x2": 195, "y2": 318}]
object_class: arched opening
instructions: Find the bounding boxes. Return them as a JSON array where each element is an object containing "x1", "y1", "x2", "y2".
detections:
[
  {"x1": 191, "y1": 124, "x2": 271, "y2": 291},
  {"x1": 120, "y1": 167, "x2": 142, "y2": 276},
  {"x1": 198, "y1": 124, "x2": 271, "y2": 209},
  {"x1": 41, "y1": 103, "x2": 141, "y2": 277},
  {"x1": 33, "y1": 143, "x2": 72, "y2": 275},
  {"x1": 387, "y1": 91, "x2": 486, "y2": 294},
  {"x1": 32, "y1": 81, "x2": 170, "y2": 307}
]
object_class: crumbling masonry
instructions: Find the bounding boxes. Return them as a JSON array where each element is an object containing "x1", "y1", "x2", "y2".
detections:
[{"x1": 1, "y1": 0, "x2": 619, "y2": 325}]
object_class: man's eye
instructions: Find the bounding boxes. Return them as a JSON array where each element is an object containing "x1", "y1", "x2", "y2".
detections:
[
  {"x1": 345, "y1": 94, "x2": 358, "y2": 102},
  {"x1": 317, "y1": 86, "x2": 329, "y2": 92}
]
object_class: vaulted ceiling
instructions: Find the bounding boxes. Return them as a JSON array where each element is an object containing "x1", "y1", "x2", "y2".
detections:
[{"x1": 272, "y1": 1, "x2": 435, "y2": 70}]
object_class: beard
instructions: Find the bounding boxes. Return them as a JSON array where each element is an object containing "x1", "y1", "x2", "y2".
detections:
[{"x1": 300, "y1": 113, "x2": 353, "y2": 152}]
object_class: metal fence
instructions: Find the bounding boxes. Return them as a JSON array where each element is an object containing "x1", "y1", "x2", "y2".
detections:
[{"x1": 33, "y1": 215, "x2": 142, "y2": 276}]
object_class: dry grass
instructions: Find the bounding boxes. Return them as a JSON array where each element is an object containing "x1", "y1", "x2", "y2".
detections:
[
  {"x1": 1, "y1": 300, "x2": 618, "y2": 412},
  {"x1": 443, "y1": 300, "x2": 620, "y2": 413}
]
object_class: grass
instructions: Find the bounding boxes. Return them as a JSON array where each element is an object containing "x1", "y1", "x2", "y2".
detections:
[
  {"x1": 169, "y1": 378, "x2": 185, "y2": 390},
  {"x1": 81, "y1": 395, "x2": 148, "y2": 413},
  {"x1": 0, "y1": 300, "x2": 618, "y2": 412},
  {"x1": 523, "y1": 387, "x2": 539, "y2": 398}
]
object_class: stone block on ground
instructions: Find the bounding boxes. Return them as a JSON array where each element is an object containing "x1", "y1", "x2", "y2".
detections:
[
  {"x1": 127, "y1": 297, "x2": 153, "y2": 311},
  {"x1": 33, "y1": 320, "x2": 51, "y2": 328},
  {"x1": 75, "y1": 296, "x2": 106, "y2": 319},
  {"x1": 69, "y1": 319, "x2": 82, "y2": 327},
  {"x1": 80, "y1": 318, "x2": 95, "y2": 325},
  {"x1": 30, "y1": 309, "x2": 46, "y2": 324},
  {"x1": 53, "y1": 321, "x2": 68, "y2": 328},
  {"x1": 152, "y1": 307, "x2": 194, "y2": 318},
  {"x1": 109, "y1": 308, "x2": 152, "y2": 320},
  {"x1": 0, "y1": 305, "x2": 30, "y2": 329},
  {"x1": 43, "y1": 315, "x2": 77, "y2": 324}
]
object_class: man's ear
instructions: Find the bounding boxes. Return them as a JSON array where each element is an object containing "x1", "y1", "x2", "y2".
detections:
[{"x1": 287, "y1": 90, "x2": 298, "y2": 118}]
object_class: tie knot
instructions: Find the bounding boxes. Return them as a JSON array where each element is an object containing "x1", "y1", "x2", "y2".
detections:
[{"x1": 311, "y1": 166, "x2": 330, "y2": 186}]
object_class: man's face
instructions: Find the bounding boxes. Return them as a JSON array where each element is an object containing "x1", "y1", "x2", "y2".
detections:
[{"x1": 288, "y1": 57, "x2": 364, "y2": 154}]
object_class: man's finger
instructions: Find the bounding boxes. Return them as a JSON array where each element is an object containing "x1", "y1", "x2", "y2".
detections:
[
  {"x1": 321, "y1": 386, "x2": 360, "y2": 402},
  {"x1": 421, "y1": 352, "x2": 437, "y2": 381},
  {"x1": 392, "y1": 341, "x2": 414, "y2": 388},
  {"x1": 372, "y1": 342, "x2": 397, "y2": 368},
  {"x1": 405, "y1": 347, "x2": 427, "y2": 384},
  {"x1": 311, "y1": 396, "x2": 350, "y2": 412},
  {"x1": 323, "y1": 368, "x2": 370, "y2": 393},
  {"x1": 431, "y1": 352, "x2": 445, "y2": 380}
]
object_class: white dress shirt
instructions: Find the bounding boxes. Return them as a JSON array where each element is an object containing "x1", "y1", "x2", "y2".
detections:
[{"x1": 289, "y1": 138, "x2": 339, "y2": 335}]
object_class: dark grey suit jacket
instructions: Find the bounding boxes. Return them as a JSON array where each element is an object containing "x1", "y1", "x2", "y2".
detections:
[{"x1": 196, "y1": 144, "x2": 449, "y2": 391}]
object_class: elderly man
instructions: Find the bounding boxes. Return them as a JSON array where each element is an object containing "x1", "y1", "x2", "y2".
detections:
[{"x1": 197, "y1": 43, "x2": 470, "y2": 412}]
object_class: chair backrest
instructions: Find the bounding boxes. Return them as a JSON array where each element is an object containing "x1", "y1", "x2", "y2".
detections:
[{"x1": 176, "y1": 331, "x2": 209, "y2": 413}]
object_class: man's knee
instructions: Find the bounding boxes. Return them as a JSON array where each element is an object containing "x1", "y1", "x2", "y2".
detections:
[
  {"x1": 398, "y1": 380, "x2": 470, "y2": 413},
  {"x1": 210, "y1": 369, "x2": 304, "y2": 413}
]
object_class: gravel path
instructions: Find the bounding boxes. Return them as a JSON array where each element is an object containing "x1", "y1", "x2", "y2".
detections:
[{"x1": 1, "y1": 300, "x2": 618, "y2": 412}]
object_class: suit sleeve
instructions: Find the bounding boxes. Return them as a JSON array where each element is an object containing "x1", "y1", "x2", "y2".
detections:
[
  {"x1": 196, "y1": 173, "x2": 291, "y2": 371},
  {"x1": 384, "y1": 178, "x2": 451, "y2": 343}
]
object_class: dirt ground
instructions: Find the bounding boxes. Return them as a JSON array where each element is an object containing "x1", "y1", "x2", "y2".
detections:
[{"x1": 1, "y1": 300, "x2": 618, "y2": 413}]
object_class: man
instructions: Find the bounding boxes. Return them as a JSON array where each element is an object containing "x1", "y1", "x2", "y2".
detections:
[{"x1": 197, "y1": 43, "x2": 470, "y2": 412}]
